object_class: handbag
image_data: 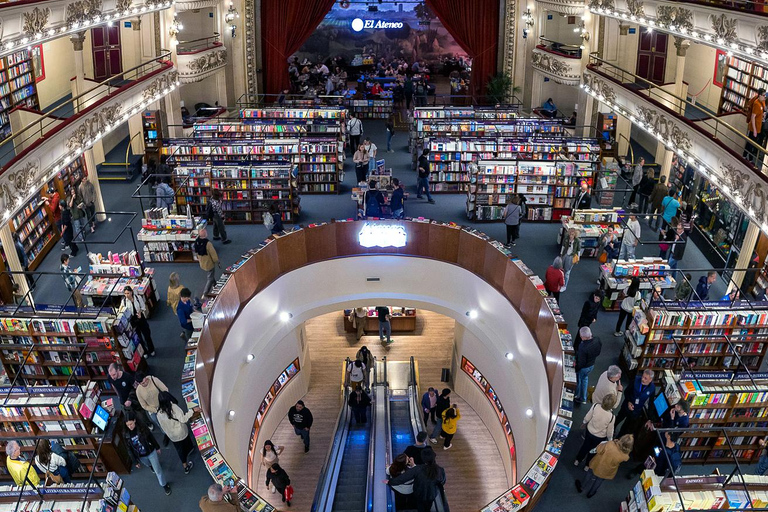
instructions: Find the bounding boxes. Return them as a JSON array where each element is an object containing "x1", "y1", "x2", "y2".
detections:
[
  {"x1": 284, "y1": 484, "x2": 294, "y2": 502},
  {"x1": 572, "y1": 254, "x2": 580, "y2": 265},
  {"x1": 598, "y1": 251, "x2": 608, "y2": 264},
  {"x1": 46, "y1": 471, "x2": 63, "y2": 485}
]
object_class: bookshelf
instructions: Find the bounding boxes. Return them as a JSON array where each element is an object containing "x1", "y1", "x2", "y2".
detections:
[
  {"x1": 345, "y1": 98, "x2": 393, "y2": 119},
  {"x1": 342, "y1": 306, "x2": 417, "y2": 333},
  {"x1": 558, "y1": 208, "x2": 624, "y2": 258},
  {"x1": 596, "y1": 158, "x2": 620, "y2": 207},
  {"x1": 137, "y1": 212, "x2": 203, "y2": 263},
  {"x1": 597, "y1": 112, "x2": 617, "y2": 158},
  {"x1": 82, "y1": 252, "x2": 158, "y2": 311},
  {"x1": 142, "y1": 110, "x2": 162, "y2": 163},
  {"x1": 719, "y1": 55, "x2": 768, "y2": 114},
  {"x1": 0, "y1": 50, "x2": 40, "y2": 141},
  {"x1": 0, "y1": 483, "x2": 109, "y2": 511}
]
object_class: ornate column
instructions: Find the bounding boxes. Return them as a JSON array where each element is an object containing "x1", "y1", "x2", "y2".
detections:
[
  {"x1": 83, "y1": 149, "x2": 107, "y2": 222},
  {"x1": 0, "y1": 224, "x2": 30, "y2": 300},
  {"x1": 501, "y1": 0, "x2": 516, "y2": 81},
  {"x1": 71, "y1": 32, "x2": 87, "y2": 110},
  {"x1": 672, "y1": 37, "x2": 690, "y2": 114},
  {"x1": 163, "y1": 87, "x2": 183, "y2": 138}
]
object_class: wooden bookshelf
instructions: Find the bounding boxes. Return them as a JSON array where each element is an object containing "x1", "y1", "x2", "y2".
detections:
[
  {"x1": 0, "y1": 50, "x2": 40, "y2": 141},
  {"x1": 137, "y1": 213, "x2": 203, "y2": 263},
  {"x1": 719, "y1": 55, "x2": 768, "y2": 115},
  {"x1": 345, "y1": 98, "x2": 393, "y2": 119}
]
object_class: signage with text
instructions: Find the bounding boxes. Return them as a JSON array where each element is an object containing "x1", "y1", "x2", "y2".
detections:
[{"x1": 351, "y1": 18, "x2": 405, "y2": 32}]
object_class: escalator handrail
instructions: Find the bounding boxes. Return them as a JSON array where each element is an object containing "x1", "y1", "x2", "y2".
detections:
[
  {"x1": 382, "y1": 357, "x2": 396, "y2": 511},
  {"x1": 311, "y1": 358, "x2": 352, "y2": 512},
  {"x1": 364, "y1": 356, "x2": 379, "y2": 512}
]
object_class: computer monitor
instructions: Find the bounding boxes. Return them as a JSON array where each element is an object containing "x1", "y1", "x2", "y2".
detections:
[
  {"x1": 654, "y1": 392, "x2": 669, "y2": 418},
  {"x1": 92, "y1": 404, "x2": 110, "y2": 431}
]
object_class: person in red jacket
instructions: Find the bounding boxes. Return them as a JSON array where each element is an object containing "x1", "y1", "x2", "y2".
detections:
[
  {"x1": 43, "y1": 186, "x2": 63, "y2": 242},
  {"x1": 545, "y1": 256, "x2": 566, "y2": 302}
]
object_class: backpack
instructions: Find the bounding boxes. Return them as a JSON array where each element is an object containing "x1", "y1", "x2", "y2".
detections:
[
  {"x1": 416, "y1": 84, "x2": 426, "y2": 95},
  {"x1": 194, "y1": 238, "x2": 209, "y2": 256},
  {"x1": 746, "y1": 96, "x2": 758, "y2": 120},
  {"x1": 263, "y1": 211, "x2": 275, "y2": 231},
  {"x1": 348, "y1": 362, "x2": 364, "y2": 381}
]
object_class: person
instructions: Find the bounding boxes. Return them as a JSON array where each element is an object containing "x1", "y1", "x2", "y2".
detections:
[
  {"x1": 352, "y1": 307, "x2": 367, "y2": 341},
  {"x1": 59, "y1": 199, "x2": 78, "y2": 255},
  {"x1": 615, "y1": 369, "x2": 656, "y2": 438},
  {"x1": 78, "y1": 179, "x2": 97, "y2": 234},
  {"x1": 124, "y1": 410, "x2": 172, "y2": 495},
  {"x1": 619, "y1": 211, "x2": 641, "y2": 261},
  {"x1": 560, "y1": 227, "x2": 582, "y2": 288},
  {"x1": 416, "y1": 148, "x2": 435, "y2": 203},
  {"x1": 421, "y1": 388, "x2": 437, "y2": 425},
  {"x1": 572, "y1": 181, "x2": 591, "y2": 210},
  {"x1": 353, "y1": 144, "x2": 369, "y2": 183},
  {"x1": 390, "y1": 178, "x2": 407, "y2": 219},
  {"x1": 592, "y1": 366, "x2": 623, "y2": 408},
  {"x1": 199, "y1": 483, "x2": 240, "y2": 511},
  {"x1": 638, "y1": 168, "x2": 655, "y2": 214},
  {"x1": 653, "y1": 432, "x2": 682, "y2": 477},
  {"x1": 415, "y1": 80, "x2": 428, "y2": 107},
  {"x1": 628, "y1": 158, "x2": 644, "y2": 205},
  {"x1": 155, "y1": 178, "x2": 175, "y2": 212},
  {"x1": 348, "y1": 384, "x2": 371, "y2": 424},
  {"x1": 574, "y1": 290, "x2": 604, "y2": 351},
  {"x1": 176, "y1": 287, "x2": 195, "y2": 341},
  {"x1": 347, "y1": 113, "x2": 363, "y2": 156},
  {"x1": 44, "y1": 186, "x2": 62, "y2": 239},
  {"x1": 12, "y1": 234, "x2": 33, "y2": 289},
  {"x1": 439, "y1": 404, "x2": 461, "y2": 450},
  {"x1": 662, "y1": 399, "x2": 690, "y2": 429},
  {"x1": 135, "y1": 370, "x2": 168, "y2": 428},
  {"x1": 680, "y1": 203, "x2": 695, "y2": 236},
  {"x1": 668, "y1": 223, "x2": 687, "y2": 270},
  {"x1": 107, "y1": 362, "x2": 148, "y2": 419},
  {"x1": 575, "y1": 394, "x2": 617, "y2": 467},
  {"x1": 544, "y1": 256, "x2": 566, "y2": 301},
  {"x1": 405, "y1": 432, "x2": 432, "y2": 466},
  {"x1": 576, "y1": 434, "x2": 634, "y2": 498},
  {"x1": 122, "y1": 285, "x2": 155, "y2": 357},
  {"x1": 566, "y1": 111, "x2": 577, "y2": 126},
  {"x1": 404, "y1": 76, "x2": 414, "y2": 110},
  {"x1": 267, "y1": 203, "x2": 284, "y2": 235},
  {"x1": 316, "y1": 62, "x2": 329, "y2": 75},
  {"x1": 364, "y1": 180, "x2": 385, "y2": 218},
  {"x1": 387, "y1": 453, "x2": 414, "y2": 508},
  {"x1": 387, "y1": 448, "x2": 446, "y2": 512},
  {"x1": 261, "y1": 440, "x2": 285, "y2": 493},
  {"x1": 675, "y1": 273, "x2": 693, "y2": 301},
  {"x1": 60, "y1": 253, "x2": 84, "y2": 308},
  {"x1": 347, "y1": 359, "x2": 366, "y2": 389},
  {"x1": 167, "y1": 272, "x2": 185, "y2": 315},
  {"x1": 597, "y1": 225, "x2": 619, "y2": 262},
  {"x1": 660, "y1": 188, "x2": 680, "y2": 230},
  {"x1": 745, "y1": 88, "x2": 766, "y2": 164},
  {"x1": 503, "y1": 196, "x2": 522, "y2": 246},
  {"x1": 757, "y1": 436, "x2": 768, "y2": 475},
  {"x1": 195, "y1": 228, "x2": 220, "y2": 298},
  {"x1": 371, "y1": 81, "x2": 384, "y2": 96},
  {"x1": 266, "y1": 463, "x2": 292, "y2": 506},
  {"x1": 207, "y1": 189, "x2": 231, "y2": 244},
  {"x1": 377, "y1": 305, "x2": 393, "y2": 345},
  {"x1": 68, "y1": 190, "x2": 86, "y2": 242},
  {"x1": 33, "y1": 439, "x2": 70, "y2": 483},
  {"x1": 288, "y1": 400, "x2": 313, "y2": 453},
  {"x1": 6, "y1": 440, "x2": 39, "y2": 487},
  {"x1": 541, "y1": 98, "x2": 557, "y2": 118},
  {"x1": 575, "y1": 327, "x2": 602, "y2": 404},
  {"x1": 363, "y1": 137, "x2": 378, "y2": 175},
  {"x1": 614, "y1": 277, "x2": 640, "y2": 337},
  {"x1": 430, "y1": 388, "x2": 451, "y2": 443},
  {"x1": 658, "y1": 217, "x2": 678, "y2": 259},
  {"x1": 695, "y1": 271, "x2": 717, "y2": 300},
  {"x1": 386, "y1": 113, "x2": 395, "y2": 152},
  {"x1": 648, "y1": 175, "x2": 669, "y2": 230},
  {"x1": 156, "y1": 391, "x2": 196, "y2": 474},
  {"x1": 355, "y1": 345, "x2": 375, "y2": 390}
]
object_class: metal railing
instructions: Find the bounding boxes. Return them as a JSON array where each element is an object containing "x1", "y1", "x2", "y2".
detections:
[
  {"x1": 538, "y1": 36, "x2": 583, "y2": 58},
  {"x1": 0, "y1": 51, "x2": 172, "y2": 173},
  {"x1": 236, "y1": 92, "x2": 525, "y2": 110},
  {"x1": 177, "y1": 34, "x2": 221, "y2": 55},
  {"x1": 587, "y1": 53, "x2": 767, "y2": 176},
  {"x1": 366, "y1": 356, "x2": 380, "y2": 512}
]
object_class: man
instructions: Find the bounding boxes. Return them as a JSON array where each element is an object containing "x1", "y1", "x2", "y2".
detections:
[
  {"x1": 363, "y1": 137, "x2": 378, "y2": 175},
  {"x1": 675, "y1": 273, "x2": 693, "y2": 301},
  {"x1": 195, "y1": 228, "x2": 219, "y2": 298},
  {"x1": 668, "y1": 223, "x2": 687, "y2": 270},
  {"x1": 662, "y1": 399, "x2": 690, "y2": 429},
  {"x1": 177, "y1": 287, "x2": 195, "y2": 340},
  {"x1": 316, "y1": 62, "x2": 329, "y2": 76},
  {"x1": 416, "y1": 148, "x2": 435, "y2": 204},
  {"x1": 376, "y1": 305, "x2": 393, "y2": 345},
  {"x1": 347, "y1": 113, "x2": 363, "y2": 156},
  {"x1": 429, "y1": 388, "x2": 451, "y2": 444},
  {"x1": 134, "y1": 370, "x2": 168, "y2": 428},
  {"x1": 347, "y1": 385, "x2": 371, "y2": 424},
  {"x1": 288, "y1": 400, "x2": 313, "y2": 453},
  {"x1": 619, "y1": 211, "x2": 641, "y2": 261},
  {"x1": 757, "y1": 436, "x2": 768, "y2": 475},
  {"x1": 13, "y1": 234, "x2": 34, "y2": 288},
  {"x1": 695, "y1": 271, "x2": 717, "y2": 300},
  {"x1": 660, "y1": 189, "x2": 680, "y2": 230},
  {"x1": 591, "y1": 365, "x2": 623, "y2": 408},
  {"x1": 108, "y1": 363, "x2": 137, "y2": 410},
  {"x1": 649, "y1": 175, "x2": 669, "y2": 230},
  {"x1": 572, "y1": 181, "x2": 591, "y2": 210},
  {"x1": 5, "y1": 441, "x2": 40, "y2": 487},
  {"x1": 390, "y1": 178, "x2": 407, "y2": 219},
  {"x1": 744, "y1": 88, "x2": 766, "y2": 165},
  {"x1": 404, "y1": 431, "x2": 432, "y2": 466},
  {"x1": 629, "y1": 158, "x2": 644, "y2": 205},
  {"x1": 60, "y1": 253, "x2": 84, "y2": 309},
  {"x1": 200, "y1": 483, "x2": 240, "y2": 511},
  {"x1": 654, "y1": 432, "x2": 682, "y2": 477},
  {"x1": 616, "y1": 369, "x2": 656, "y2": 438},
  {"x1": 421, "y1": 387, "x2": 437, "y2": 425},
  {"x1": 575, "y1": 327, "x2": 602, "y2": 404}
]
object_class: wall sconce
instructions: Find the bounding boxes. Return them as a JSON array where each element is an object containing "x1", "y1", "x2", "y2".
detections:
[
  {"x1": 225, "y1": 2, "x2": 240, "y2": 38},
  {"x1": 574, "y1": 19, "x2": 590, "y2": 49},
  {"x1": 169, "y1": 13, "x2": 183, "y2": 44},
  {"x1": 522, "y1": 8, "x2": 534, "y2": 38}
]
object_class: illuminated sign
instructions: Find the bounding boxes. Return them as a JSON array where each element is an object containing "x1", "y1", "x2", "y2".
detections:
[
  {"x1": 351, "y1": 18, "x2": 404, "y2": 32},
  {"x1": 358, "y1": 223, "x2": 407, "y2": 248}
]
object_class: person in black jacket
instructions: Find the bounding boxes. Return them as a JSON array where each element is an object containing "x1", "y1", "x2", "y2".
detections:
[
  {"x1": 574, "y1": 290, "x2": 604, "y2": 351},
  {"x1": 429, "y1": 388, "x2": 451, "y2": 444},
  {"x1": 695, "y1": 271, "x2": 717, "y2": 300},
  {"x1": 348, "y1": 385, "x2": 371, "y2": 424},
  {"x1": 287, "y1": 400, "x2": 313, "y2": 452},
  {"x1": 387, "y1": 448, "x2": 446, "y2": 512},
  {"x1": 124, "y1": 410, "x2": 171, "y2": 495},
  {"x1": 265, "y1": 463, "x2": 291, "y2": 506},
  {"x1": 575, "y1": 327, "x2": 602, "y2": 404},
  {"x1": 616, "y1": 369, "x2": 656, "y2": 438},
  {"x1": 572, "y1": 181, "x2": 591, "y2": 210}
]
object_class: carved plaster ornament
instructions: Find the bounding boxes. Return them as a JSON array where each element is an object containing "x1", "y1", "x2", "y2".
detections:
[
  {"x1": 656, "y1": 6, "x2": 693, "y2": 31},
  {"x1": 65, "y1": 0, "x2": 103, "y2": 26},
  {"x1": 757, "y1": 26, "x2": 768, "y2": 52},
  {"x1": 116, "y1": 0, "x2": 133, "y2": 12},
  {"x1": 626, "y1": 0, "x2": 645, "y2": 18},
  {"x1": 187, "y1": 49, "x2": 227, "y2": 74},
  {"x1": 7, "y1": 160, "x2": 39, "y2": 199},
  {"x1": 66, "y1": 103, "x2": 123, "y2": 151},
  {"x1": 532, "y1": 52, "x2": 571, "y2": 76},
  {"x1": 141, "y1": 71, "x2": 179, "y2": 101},
  {"x1": 22, "y1": 7, "x2": 51, "y2": 36},
  {"x1": 711, "y1": 13, "x2": 738, "y2": 44},
  {"x1": 634, "y1": 106, "x2": 692, "y2": 151},
  {"x1": 583, "y1": 73, "x2": 617, "y2": 105}
]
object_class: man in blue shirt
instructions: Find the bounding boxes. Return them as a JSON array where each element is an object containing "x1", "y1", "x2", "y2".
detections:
[
  {"x1": 616, "y1": 369, "x2": 656, "y2": 438},
  {"x1": 177, "y1": 287, "x2": 195, "y2": 341},
  {"x1": 390, "y1": 178, "x2": 407, "y2": 219},
  {"x1": 660, "y1": 188, "x2": 680, "y2": 230}
]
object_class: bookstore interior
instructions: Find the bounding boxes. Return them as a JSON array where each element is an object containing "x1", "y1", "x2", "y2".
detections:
[{"x1": 4, "y1": 0, "x2": 768, "y2": 511}]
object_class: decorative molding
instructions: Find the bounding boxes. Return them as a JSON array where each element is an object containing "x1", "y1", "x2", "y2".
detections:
[
  {"x1": 582, "y1": 72, "x2": 617, "y2": 105},
  {"x1": 656, "y1": 5, "x2": 693, "y2": 31},
  {"x1": 6, "y1": 160, "x2": 40, "y2": 201},
  {"x1": 66, "y1": 103, "x2": 122, "y2": 151},
  {"x1": 531, "y1": 49, "x2": 581, "y2": 85},
  {"x1": 22, "y1": 7, "x2": 51, "y2": 36},
  {"x1": 626, "y1": 0, "x2": 645, "y2": 18},
  {"x1": 534, "y1": 0, "x2": 584, "y2": 15},
  {"x1": 673, "y1": 36, "x2": 690, "y2": 56},
  {"x1": 154, "y1": 11, "x2": 161, "y2": 57},
  {"x1": 65, "y1": 0, "x2": 102, "y2": 26},
  {"x1": 141, "y1": 70, "x2": 179, "y2": 101},
  {"x1": 758, "y1": 26, "x2": 768, "y2": 52},
  {"x1": 178, "y1": 47, "x2": 227, "y2": 83},
  {"x1": 502, "y1": 0, "x2": 516, "y2": 79},
  {"x1": 132, "y1": 17, "x2": 141, "y2": 30},
  {"x1": 245, "y1": 0, "x2": 256, "y2": 96},
  {"x1": 188, "y1": 48, "x2": 226, "y2": 73},
  {"x1": 115, "y1": 0, "x2": 132, "y2": 12},
  {"x1": 710, "y1": 13, "x2": 738, "y2": 44},
  {"x1": 175, "y1": 0, "x2": 218, "y2": 11},
  {"x1": 70, "y1": 31, "x2": 86, "y2": 51},
  {"x1": 721, "y1": 163, "x2": 768, "y2": 227},
  {"x1": 634, "y1": 105, "x2": 692, "y2": 151}
]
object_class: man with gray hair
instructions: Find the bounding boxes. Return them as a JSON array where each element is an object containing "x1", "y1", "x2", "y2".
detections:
[
  {"x1": 616, "y1": 369, "x2": 656, "y2": 438},
  {"x1": 591, "y1": 365, "x2": 623, "y2": 408},
  {"x1": 574, "y1": 326, "x2": 602, "y2": 404},
  {"x1": 5, "y1": 440, "x2": 40, "y2": 487},
  {"x1": 199, "y1": 483, "x2": 240, "y2": 511}
]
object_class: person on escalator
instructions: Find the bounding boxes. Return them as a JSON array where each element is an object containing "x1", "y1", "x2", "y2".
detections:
[
  {"x1": 265, "y1": 463, "x2": 292, "y2": 507},
  {"x1": 387, "y1": 448, "x2": 446, "y2": 512},
  {"x1": 347, "y1": 385, "x2": 371, "y2": 424},
  {"x1": 405, "y1": 432, "x2": 432, "y2": 466},
  {"x1": 387, "y1": 453, "x2": 415, "y2": 509}
]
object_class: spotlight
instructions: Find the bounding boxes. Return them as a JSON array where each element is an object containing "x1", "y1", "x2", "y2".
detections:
[
  {"x1": 246, "y1": 354, "x2": 255, "y2": 363},
  {"x1": 525, "y1": 408, "x2": 534, "y2": 418},
  {"x1": 466, "y1": 310, "x2": 478, "y2": 320},
  {"x1": 227, "y1": 410, "x2": 235, "y2": 421},
  {"x1": 279, "y1": 311, "x2": 293, "y2": 322},
  {"x1": 505, "y1": 352, "x2": 514, "y2": 361}
]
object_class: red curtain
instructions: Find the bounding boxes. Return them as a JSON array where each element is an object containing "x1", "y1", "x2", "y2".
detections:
[
  {"x1": 425, "y1": 0, "x2": 500, "y2": 100},
  {"x1": 260, "y1": 0, "x2": 336, "y2": 96}
]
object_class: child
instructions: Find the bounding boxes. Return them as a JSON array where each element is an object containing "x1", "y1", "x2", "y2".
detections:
[{"x1": 177, "y1": 288, "x2": 195, "y2": 341}]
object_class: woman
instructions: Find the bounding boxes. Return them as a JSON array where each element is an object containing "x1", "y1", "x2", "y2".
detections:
[
  {"x1": 596, "y1": 225, "x2": 619, "y2": 263},
  {"x1": 356, "y1": 345, "x2": 375, "y2": 389},
  {"x1": 265, "y1": 463, "x2": 291, "y2": 506},
  {"x1": 268, "y1": 203, "x2": 284, "y2": 235},
  {"x1": 261, "y1": 440, "x2": 284, "y2": 493},
  {"x1": 166, "y1": 272, "x2": 185, "y2": 315},
  {"x1": 59, "y1": 200, "x2": 79, "y2": 256},
  {"x1": 440, "y1": 405, "x2": 461, "y2": 450},
  {"x1": 388, "y1": 448, "x2": 445, "y2": 512},
  {"x1": 638, "y1": 169, "x2": 655, "y2": 214},
  {"x1": 560, "y1": 227, "x2": 582, "y2": 288},
  {"x1": 352, "y1": 307, "x2": 367, "y2": 341},
  {"x1": 124, "y1": 410, "x2": 171, "y2": 495},
  {"x1": 545, "y1": 257, "x2": 566, "y2": 301},
  {"x1": 615, "y1": 277, "x2": 641, "y2": 337},
  {"x1": 207, "y1": 189, "x2": 230, "y2": 244},
  {"x1": 387, "y1": 453, "x2": 414, "y2": 509},
  {"x1": 574, "y1": 290, "x2": 604, "y2": 351},
  {"x1": 122, "y1": 285, "x2": 155, "y2": 357},
  {"x1": 574, "y1": 394, "x2": 617, "y2": 467},
  {"x1": 156, "y1": 391, "x2": 196, "y2": 474},
  {"x1": 659, "y1": 217, "x2": 679, "y2": 259},
  {"x1": 576, "y1": 434, "x2": 634, "y2": 498},
  {"x1": 353, "y1": 144, "x2": 369, "y2": 184},
  {"x1": 503, "y1": 196, "x2": 522, "y2": 246},
  {"x1": 68, "y1": 190, "x2": 86, "y2": 242},
  {"x1": 34, "y1": 439, "x2": 71, "y2": 483}
]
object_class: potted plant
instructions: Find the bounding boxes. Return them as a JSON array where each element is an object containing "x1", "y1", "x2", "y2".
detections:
[{"x1": 485, "y1": 73, "x2": 521, "y2": 105}]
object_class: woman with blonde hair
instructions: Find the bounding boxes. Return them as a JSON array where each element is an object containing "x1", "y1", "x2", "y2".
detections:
[
  {"x1": 353, "y1": 144, "x2": 369, "y2": 184},
  {"x1": 167, "y1": 272, "x2": 184, "y2": 314},
  {"x1": 576, "y1": 434, "x2": 634, "y2": 498},
  {"x1": 574, "y1": 393, "x2": 617, "y2": 467}
]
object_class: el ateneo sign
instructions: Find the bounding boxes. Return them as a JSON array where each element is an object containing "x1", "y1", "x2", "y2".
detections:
[{"x1": 351, "y1": 18, "x2": 405, "y2": 31}]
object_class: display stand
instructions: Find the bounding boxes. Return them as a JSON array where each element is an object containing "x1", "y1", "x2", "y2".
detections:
[
  {"x1": 599, "y1": 258, "x2": 675, "y2": 310},
  {"x1": 596, "y1": 157, "x2": 620, "y2": 207},
  {"x1": 137, "y1": 210, "x2": 204, "y2": 263},
  {"x1": 342, "y1": 306, "x2": 417, "y2": 333},
  {"x1": 557, "y1": 208, "x2": 624, "y2": 258},
  {"x1": 345, "y1": 98, "x2": 393, "y2": 119},
  {"x1": 142, "y1": 110, "x2": 163, "y2": 164},
  {"x1": 83, "y1": 251, "x2": 158, "y2": 311}
]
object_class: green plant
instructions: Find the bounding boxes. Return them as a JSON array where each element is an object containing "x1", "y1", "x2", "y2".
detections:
[{"x1": 485, "y1": 73, "x2": 521, "y2": 105}]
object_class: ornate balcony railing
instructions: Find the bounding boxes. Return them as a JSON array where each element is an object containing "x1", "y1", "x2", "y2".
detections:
[
  {"x1": 177, "y1": 37, "x2": 226, "y2": 84},
  {"x1": 532, "y1": 45, "x2": 583, "y2": 85}
]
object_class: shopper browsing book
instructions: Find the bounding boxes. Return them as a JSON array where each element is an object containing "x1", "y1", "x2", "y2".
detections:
[
  {"x1": 199, "y1": 483, "x2": 240, "y2": 511},
  {"x1": 122, "y1": 286, "x2": 155, "y2": 357},
  {"x1": 60, "y1": 253, "x2": 84, "y2": 309},
  {"x1": 177, "y1": 288, "x2": 195, "y2": 341},
  {"x1": 135, "y1": 370, "x2": 168, "y2": 429},
  {"x1": 5, "y1": 440, "x2": 40, "y2": 487},
  {"x1": 195, "y1": 228, "x2": 220, "y2": 297},
  {"x1": 124, "y1": 410, "x2": 171, "y2": 495}
]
